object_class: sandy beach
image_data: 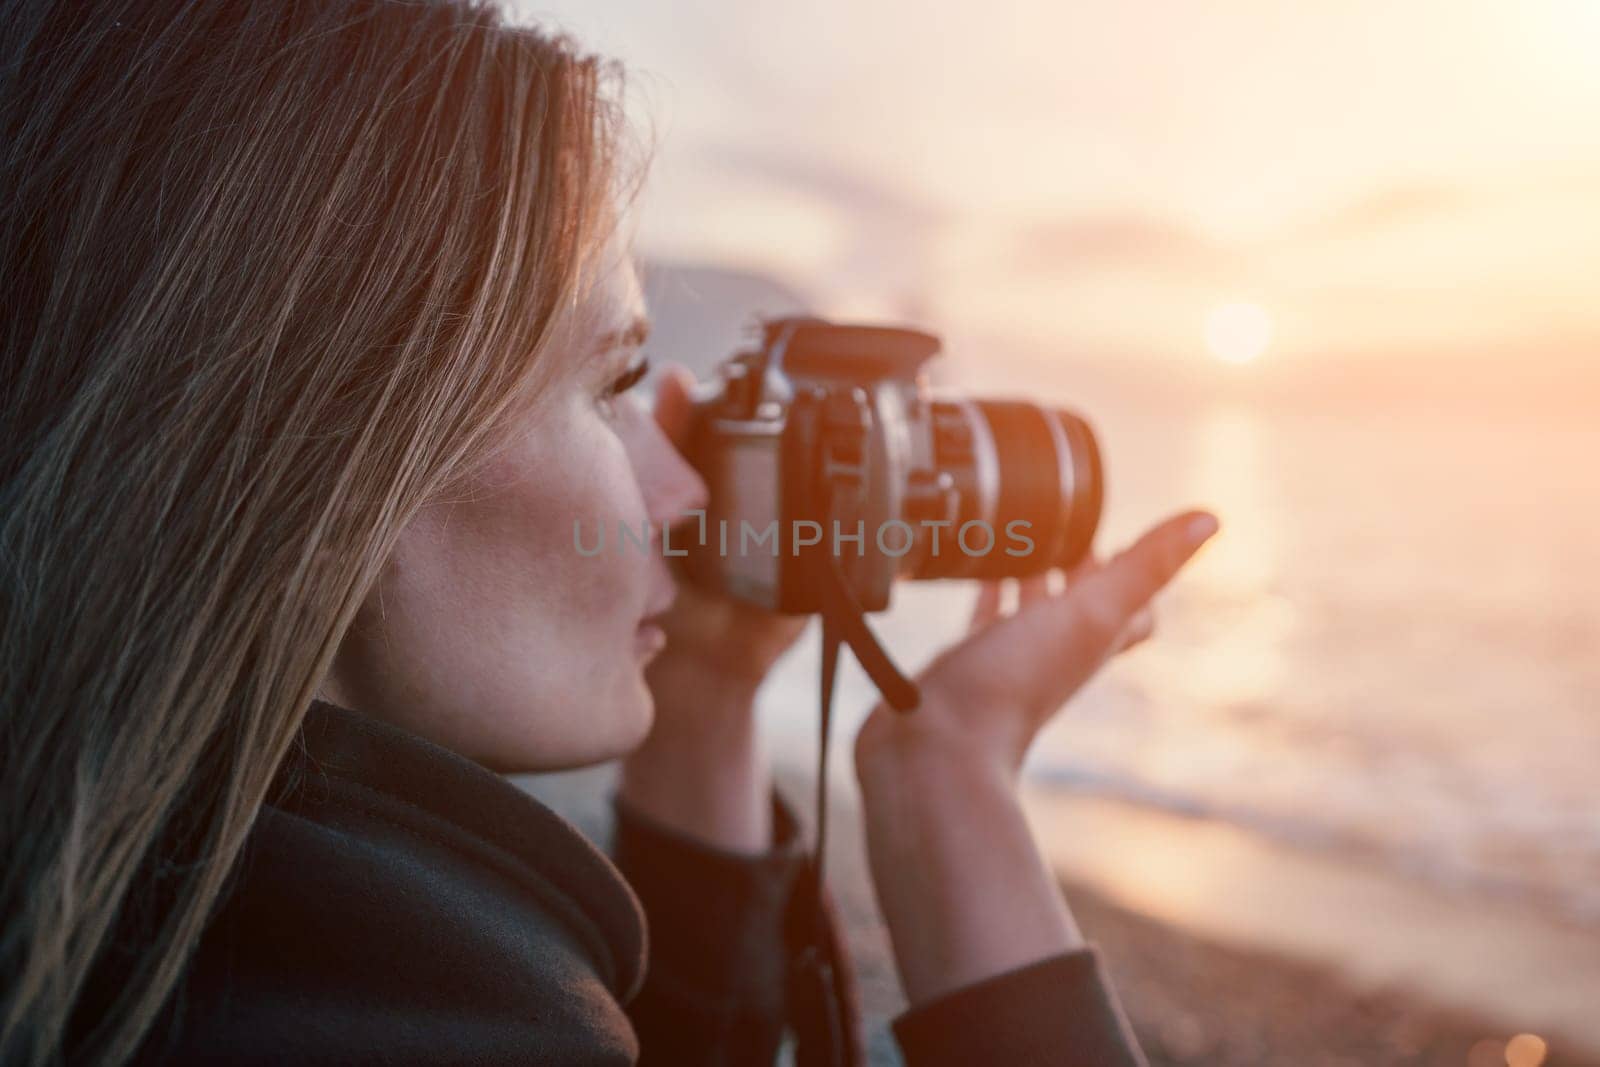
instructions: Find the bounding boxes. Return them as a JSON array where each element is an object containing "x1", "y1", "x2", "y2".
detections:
[
  {"x1": 1056, "y1": 883, "x2": 1589, "y2": 1067},
  {"x1": 519, "y1": 761, "x2": 1600, "y2": 1066}
]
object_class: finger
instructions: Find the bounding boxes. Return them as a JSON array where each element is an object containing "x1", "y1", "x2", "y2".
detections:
[
  {"x1": 1067, "y1": 555, "x2": 1099, "y2": 579},
  {"x1": 1113, "y1": 607, "x2": 1155, "y2": 654},
  {"x1": 1053, "y1": 510, "x2": 1217, "y2": 650},
  {"x1": 969, "y1": 580, "x2": 1003, "y2": 631},
  {"x1": 1060, "y1": 556, "x2": 1098, "y2": 592},
  {"x1": 1018, "y1": 570, "x2": 1053, "y2": 608},
  {"x1": 652, "y1": 363, "x2": 698, "y2": 447}
]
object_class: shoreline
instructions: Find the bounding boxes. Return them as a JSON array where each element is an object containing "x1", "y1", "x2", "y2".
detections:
[
  {"x1": 1057, "y1": 879, "x2": 1583, "y2": 1067},
  {"x1": 518, "y1": 761, "x2": 1600, "y2": 1065},
  {"x1": 1020, "y1": 787, "x2": 1600, "y2": 1060}
]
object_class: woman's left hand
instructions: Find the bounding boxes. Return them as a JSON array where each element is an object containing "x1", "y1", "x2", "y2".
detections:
[
  {"x1": 644, "y1": 364, "x2": 809, "y2": 686},
  {"x1": 617, "y1": 365, "x2": 807, "y2": 852}
]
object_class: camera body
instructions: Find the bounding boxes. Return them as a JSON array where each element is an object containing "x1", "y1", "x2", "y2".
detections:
[{"x1": 681, "y1": 317, "x2": 1104, "y2": 615}]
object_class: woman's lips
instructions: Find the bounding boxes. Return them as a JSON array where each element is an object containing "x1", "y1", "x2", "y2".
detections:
[
  {"x1": 636, "y1": 584, "x2": 675, "y2": 659},
  {"x1": 634, "y1": 619, "x2": 667, "y2": 659}
]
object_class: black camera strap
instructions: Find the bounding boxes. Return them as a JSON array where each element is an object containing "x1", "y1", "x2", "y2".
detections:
[{"x1": 787, "y1": 479, "x2": 920, "y2": 1067}]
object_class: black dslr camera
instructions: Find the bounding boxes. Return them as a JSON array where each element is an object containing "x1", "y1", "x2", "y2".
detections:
[
  {"x1": 680, "y1": 318, "x2": 1105, "y2": 1001},
  {"x1": 681, "y1": 317, "x2": 1104, "y2": 615}
]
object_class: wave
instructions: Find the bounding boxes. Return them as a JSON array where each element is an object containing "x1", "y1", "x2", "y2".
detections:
[{"x1": 1027, "y1": 760, "x2": 1600, "y2": 927}]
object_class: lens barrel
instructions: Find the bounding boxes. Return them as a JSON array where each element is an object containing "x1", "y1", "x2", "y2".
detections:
[{"x1": 915, "y1": 400, "x2": 1103, "y2": 579}]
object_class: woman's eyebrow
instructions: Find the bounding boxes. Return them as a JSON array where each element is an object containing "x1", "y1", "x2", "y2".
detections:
[{"x1": 595, "y1": 316, "x2": 651, "y2": 353}]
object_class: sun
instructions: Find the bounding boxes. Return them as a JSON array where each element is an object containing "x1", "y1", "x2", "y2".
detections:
[{"x1": 1204, "y1": 302, "x2": 1272, "y2": 364}]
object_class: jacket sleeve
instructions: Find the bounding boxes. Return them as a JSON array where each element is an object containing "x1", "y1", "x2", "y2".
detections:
[
  {"x1": 610, "y1": 788, "x2": 808, "y2": 1066},
  {"x1": 890, "y1": 948, "x2": 1148, "y2": 1067}
]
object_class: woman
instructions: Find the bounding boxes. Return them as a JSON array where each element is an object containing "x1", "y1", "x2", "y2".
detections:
[{"x1": 0, "y1": 1, "x2": 1218, "y2": 1064}]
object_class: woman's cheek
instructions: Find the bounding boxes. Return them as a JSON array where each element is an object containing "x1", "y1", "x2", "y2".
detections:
[{"x1": 552, "y1": 404, "x2": 655, "y2": 613}]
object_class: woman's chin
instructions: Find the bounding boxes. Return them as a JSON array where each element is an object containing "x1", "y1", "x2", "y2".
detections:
[
  {"x1": 340, "y1": 662, "x2": 660, "y2": 775},
  {"x1": 496, "y1": 676, "x2": 655, "y2": 773},
  {"x1": 609, "y1": 673, "x2": 658, "y2": 757}
]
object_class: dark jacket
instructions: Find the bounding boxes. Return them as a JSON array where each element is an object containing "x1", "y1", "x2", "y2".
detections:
[{"x1": 117, "y1": 701, "x2": 1144, "y2": 1065}]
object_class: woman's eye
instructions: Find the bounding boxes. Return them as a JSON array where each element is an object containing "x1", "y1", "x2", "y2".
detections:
[{"x1": 598, "y1": 356, "x2": 649, "y2": 416}]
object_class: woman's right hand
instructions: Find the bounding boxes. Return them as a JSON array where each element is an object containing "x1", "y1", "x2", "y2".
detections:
[
  {"x1": 855, "y1": 509, "x2": 1218, "y2": 782},
  {"x1": 851, "y1": 509, "x2": 1218, "y2": 1006}
]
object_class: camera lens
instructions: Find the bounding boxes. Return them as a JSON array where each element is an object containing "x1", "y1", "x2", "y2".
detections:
[{"x1": 914, "y1": 399, "x2": 1103, "y2": 580}]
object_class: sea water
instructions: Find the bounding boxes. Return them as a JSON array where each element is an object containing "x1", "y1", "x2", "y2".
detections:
[{"x1": 757, "y1": 374, "x2": 1600, "y2": 927}]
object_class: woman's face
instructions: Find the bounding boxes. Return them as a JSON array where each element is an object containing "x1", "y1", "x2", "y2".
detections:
[{"x1": 321, "y1": 255, "x2": 708, "y2": 771}]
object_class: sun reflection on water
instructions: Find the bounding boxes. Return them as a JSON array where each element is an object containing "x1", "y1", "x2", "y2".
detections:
[{"x1": 1160, "y1": 405, "x2": 1295, "y2": 712}]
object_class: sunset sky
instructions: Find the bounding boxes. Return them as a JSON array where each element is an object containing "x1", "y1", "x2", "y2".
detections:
[{"x1": 518, "y1": 0, "x2": 1600, "y2": 379}]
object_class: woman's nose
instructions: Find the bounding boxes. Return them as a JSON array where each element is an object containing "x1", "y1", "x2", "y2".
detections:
[
  {"x1": 647, "y1": 435, "x2": 709, "y2": 530},
  {"x1": 624, "y1": 399, "x2": 709, "y2": 529}
]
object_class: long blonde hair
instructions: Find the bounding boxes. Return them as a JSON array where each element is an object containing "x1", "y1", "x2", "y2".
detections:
[{"x1": 0, "y1": 2, "x2": 627, "y2": 1061}]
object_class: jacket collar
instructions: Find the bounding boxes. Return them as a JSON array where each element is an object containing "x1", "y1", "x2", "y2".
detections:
[{"x1": 282, "y1": 699, "x2": 648, "y2": 1001}]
